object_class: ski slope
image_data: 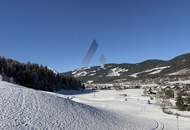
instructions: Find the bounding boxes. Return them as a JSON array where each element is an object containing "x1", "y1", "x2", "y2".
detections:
[
  {"x1": 62, "y1": 89, "x2": 190, "y2": 130},
  {"x1": 0, "y1": 81, "x2": 130, "y2": 130}
]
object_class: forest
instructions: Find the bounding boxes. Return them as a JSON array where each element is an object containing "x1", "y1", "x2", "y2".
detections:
[{"x1": 0, "y1": 56, "x2": 84, "y2": 92}]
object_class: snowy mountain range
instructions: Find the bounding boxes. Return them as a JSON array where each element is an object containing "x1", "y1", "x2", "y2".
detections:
[{"x1": 63, "y1": 53, "x2": 190, "y2": 83}]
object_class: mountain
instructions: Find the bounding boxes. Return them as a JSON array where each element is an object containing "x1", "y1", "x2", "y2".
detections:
[{"x1": 62, "y1": 53, "x2": 190, "y2": 84}]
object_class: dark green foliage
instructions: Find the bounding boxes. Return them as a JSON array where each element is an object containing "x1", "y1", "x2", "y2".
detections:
[
  {"x1": 0, "y1": 56, "x2": 83, "y2": 91},
  {"x1": 186, "y1": 96, "x2": 190, "y2": 104},
  {"x1": 186, "y1": 106, "x2": 190, "y2": 111},
  {"x1": 185, "y1": 96, "x2": 190, "y2": 111},
  {"x1": 165, "y1": 89, "x2": 174, "y2": 98},
  {"x1": 176, "y1": 92, "x2": 186, "y2": 111}
]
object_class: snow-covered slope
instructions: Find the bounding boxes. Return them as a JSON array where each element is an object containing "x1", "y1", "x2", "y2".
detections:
[
  {"x1": 107, "y1": 67, "x2": 128, "y2": 77},
  {"x1": 129, "y1": 66, "x2": 170, "y2": 78},
  {"x1": 0, "y1": 81, "x2": 128, "y2": 130},
  {"x1": 72, "y1": 67, "x2": 96, "y2": 77},
  {"x1": 62, "y1": 53, "x2": 190, "y2": 84},
  {"x1": 168, "y1": 69, "x2": 190, "y2": 76},
  {"x1": 66, "y1": 89, "x2": 190, "y2": 130},
  {"x1": 47, "y1": 66, "x2": 58, "y2": 74}
]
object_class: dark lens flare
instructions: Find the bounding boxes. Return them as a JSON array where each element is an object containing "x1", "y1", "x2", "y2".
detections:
[
  {"x1": 82, "y1": 40, "x2": 98, "y2": 67},
  {"x1": 100, "y1": 54, "x2": 106, "y2": 67}
]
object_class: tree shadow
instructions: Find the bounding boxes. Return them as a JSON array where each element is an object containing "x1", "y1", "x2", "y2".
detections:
[{"x1": 57, "y1": 89, "x2": 99, "y2": 95}]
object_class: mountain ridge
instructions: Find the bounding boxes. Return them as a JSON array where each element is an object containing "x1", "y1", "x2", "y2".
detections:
[{"x1": 62, "y1": 53, "x2": 190, "y2": 83}]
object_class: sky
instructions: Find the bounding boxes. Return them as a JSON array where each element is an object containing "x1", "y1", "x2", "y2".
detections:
[{"x1": 0, "y1": 0, "x2": 190, "y2": 72}]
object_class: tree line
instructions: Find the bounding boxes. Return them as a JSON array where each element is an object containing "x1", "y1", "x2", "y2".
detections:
[
  {"x1": 176, "y1": 91, "x2": 190, "y2": 111},
  {"x1": 0, "y1": 56, "x2": 84, "y2": 91}
]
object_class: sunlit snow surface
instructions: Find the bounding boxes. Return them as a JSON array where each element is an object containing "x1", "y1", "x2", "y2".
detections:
[
  {"x1": 107, "y1": 67, "x2": 128, "y2": 77},
  {"x1": 0, "y1": 81, "x2": 128, "y2": 130},
  {"x1": 61, "y1": 89, "x2": 190, "y2": 130},
  {"x1": 129, "y1": 66, "x2": 170, "y2": 77},
  {"x1": 1, "y1": 80, "x2": 190, "y2": 130},
  {"x1": 168, "y1": 69, "x2": 190, "y2": 76}
]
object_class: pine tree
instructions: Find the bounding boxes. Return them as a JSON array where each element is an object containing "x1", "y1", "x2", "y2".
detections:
[
  {"x1": 0, "y1": 56, "x2": 84, "y2": 91},
  {"x1": 176, "y1": 92, "x2": 185, "y2": 111}
]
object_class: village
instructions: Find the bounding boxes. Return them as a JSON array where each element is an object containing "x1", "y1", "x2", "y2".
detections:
[{"x1": 84, "y1": 78, "x2": 190, "y2": 117}]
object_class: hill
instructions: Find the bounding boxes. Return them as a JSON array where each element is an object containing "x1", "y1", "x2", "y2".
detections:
[
  {"x1": 62, "y1": 53, "x2": 190, "y2": 84},
  {"x1": 0, "y1": 80, "x2": 131, "y2": 130}
]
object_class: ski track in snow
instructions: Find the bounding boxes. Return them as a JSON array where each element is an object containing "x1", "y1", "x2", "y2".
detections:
[
  {"x1": 151, "y1": 120, "x2": 165, "y2": 130},
  {"x1": 0, "y1": 83, "x2": 40, "y2": 129},
  {"x1": 0, "y1": 81, "x2": 160, "y2": 130}
]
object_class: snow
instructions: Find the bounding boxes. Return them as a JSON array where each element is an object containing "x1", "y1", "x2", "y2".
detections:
[
  {"x1": 73, "y1": 68, "x2": 97, "y2": 77},
  {"x1": 64, "y1": 89, "x2": 190, "y2": 130},
  {"x1": 107, "y1": 67, "x2": 128, "y2": 77},
  {"x1": 168, "y1": 69, "x2": 190, "y2": 75},
  {"x1": 140, "y1": 84, "x2": 159, "y2": 87},
  {"x1": 168, "y1": 80, "x2": 190, "y2": 84},
  {"x1": 72, "y1": 67, "x2": 89, "y2": 76},
  {"x1": 47, "y1": 67, "x2": 58, "y2": 74},
  {"x1": 146, "y1": 66, "x2": 170, "y2": 73},
  {"x1": 74, "y1": 71, "x2": 88, "y2": 77},
  {"x1": 2, "y1": 79, "x2": 190, "y2": 129},
  {"x1": 88, "y1": 73, "x2": 96, "y2": 76},
  {"x1": 129, "y1": 66, "x2": 170, "y2": 77},
  {"x1": 91, "y1": 70, "x2": 96, "y2": 73},
  {"x1": 166, "y1": 108, "x2": 190, "y2": 118},
  {"x1": 72, "y1": 71, "x2": 77, "y2": 75},
  {"x1": 86, "y1": 80, "x2": 94, "y2": 84},
  {"x1": 0, "y1": 81, "x2": 129, "y2": 130},
  {"x1": 149, "y1": 69, "x2": 163, "y2": 74},
  {"x1": 129, "y1": 72, "x2": 141, "y2": 78}
]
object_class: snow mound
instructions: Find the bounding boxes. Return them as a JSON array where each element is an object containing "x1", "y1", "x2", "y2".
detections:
[{"x1": 0, "y1": 81, "x2": 128, "y2": 130}]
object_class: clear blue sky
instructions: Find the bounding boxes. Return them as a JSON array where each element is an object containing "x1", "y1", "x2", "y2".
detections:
[{"x1": 0, "y1": 0, "x2": 190, "y2": 72}]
